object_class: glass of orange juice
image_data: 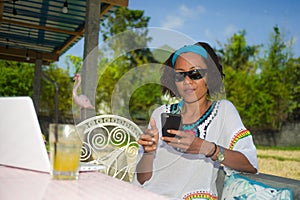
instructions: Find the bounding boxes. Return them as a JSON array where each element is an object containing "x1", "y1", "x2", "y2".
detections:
[{"x1": 49, "y1": 124, "x2": 83, "y2": 180}]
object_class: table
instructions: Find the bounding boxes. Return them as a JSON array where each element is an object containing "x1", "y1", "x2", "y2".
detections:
[{"x1": 0, "y1": 165, "x2": 167, "y2": 200}]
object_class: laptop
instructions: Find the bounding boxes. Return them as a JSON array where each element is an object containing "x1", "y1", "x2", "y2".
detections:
[
  {"x1": 0, "y1": 96, "x2": 51, "y2": 173},
  {"x1": 0, "y1": 96, "x2": 104, "y2": 173}
]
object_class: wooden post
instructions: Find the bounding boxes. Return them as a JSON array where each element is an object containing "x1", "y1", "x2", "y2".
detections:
[
  {"x1": 80, "y1": 0, "x2": 101, "y2": 121},
  {"x1": 32, "y1": 58, "x2": 42, "y2": 113}
]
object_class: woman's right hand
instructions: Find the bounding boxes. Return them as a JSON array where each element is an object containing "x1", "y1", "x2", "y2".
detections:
[{"x1": 138, "y1": 118, "x2": 159, "y2": 153}]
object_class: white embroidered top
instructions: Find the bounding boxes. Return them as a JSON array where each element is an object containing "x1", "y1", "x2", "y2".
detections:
[{"x1": 132, "y1": 100, "x2": 258, "y2": 200}]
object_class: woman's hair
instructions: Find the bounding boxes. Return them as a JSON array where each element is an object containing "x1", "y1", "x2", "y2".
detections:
[{"x1": 160, "y1": 42, "x2": 225, "y2": 98}]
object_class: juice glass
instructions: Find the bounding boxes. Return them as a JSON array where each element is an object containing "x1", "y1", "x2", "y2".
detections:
[{"x1": 49, "y1": 124, "x2": 83, "y2": 180}]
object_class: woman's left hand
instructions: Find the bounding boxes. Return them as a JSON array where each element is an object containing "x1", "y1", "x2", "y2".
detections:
[{"x1": 161, "y1": 130, "x2": 204, "y2": 154}]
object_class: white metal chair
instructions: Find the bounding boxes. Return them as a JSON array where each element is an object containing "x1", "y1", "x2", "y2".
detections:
[{"x1": 76, "y1": 115, "x2": 143, "y2": 182}]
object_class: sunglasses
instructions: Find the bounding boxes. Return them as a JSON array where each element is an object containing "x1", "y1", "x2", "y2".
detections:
[{"x1": 174, "y1": 69, "x2": 207, "y2": 82}]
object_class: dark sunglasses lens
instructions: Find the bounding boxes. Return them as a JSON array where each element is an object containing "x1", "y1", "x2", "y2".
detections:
[
  {"x1": 188, "y1": 70, "x2": 203, "y2": 80},
  {"x1": 174, "y1": 69, "x2": 207, "y2": 82}
]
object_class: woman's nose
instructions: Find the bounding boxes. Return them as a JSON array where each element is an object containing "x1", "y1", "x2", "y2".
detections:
[{"x1": 183, "y1": 75, "x2": 192, "y2": 84}]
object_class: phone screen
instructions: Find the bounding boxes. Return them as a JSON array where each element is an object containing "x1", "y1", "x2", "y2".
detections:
[{"x1": 161, "y1": 113, "x2": 182, "y2": 137}]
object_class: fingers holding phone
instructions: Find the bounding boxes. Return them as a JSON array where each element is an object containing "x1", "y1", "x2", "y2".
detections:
[
  {"x1": 161, "y1": 113, "x2": 199, "y2": 152},
  {"x1": 138, "y1": 118, "x2": 159, "y2": 153},
  {"x1": 163, "y1": 129, "x2": 197, "y2": 152}
]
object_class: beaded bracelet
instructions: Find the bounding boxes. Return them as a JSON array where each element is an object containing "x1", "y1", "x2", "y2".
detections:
[{"x1": 205, "y1": 142, "x2": 217, "y2": 158}]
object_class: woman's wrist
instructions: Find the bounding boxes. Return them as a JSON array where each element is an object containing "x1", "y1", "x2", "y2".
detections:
[{"x1": 205, "y1": 142, "x2": 217, "y2": 157}]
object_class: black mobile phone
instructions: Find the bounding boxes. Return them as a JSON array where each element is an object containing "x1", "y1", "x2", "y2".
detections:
[{"x1": 161, "y1": 113, "x2": 182, "y2": 137}]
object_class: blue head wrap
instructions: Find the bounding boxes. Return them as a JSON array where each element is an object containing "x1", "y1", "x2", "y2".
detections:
[{"x1": 171, "y1": 45, "x2": 208, "y2": 67}]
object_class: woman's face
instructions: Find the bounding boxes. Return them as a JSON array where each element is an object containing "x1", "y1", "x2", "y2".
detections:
[{"x1": 174, "y1": 52, "x2": 208, "y2": 103}]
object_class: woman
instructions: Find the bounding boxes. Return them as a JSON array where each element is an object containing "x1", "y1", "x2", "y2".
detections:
[{"x1": 132, "y1": 42, "x2": 258, "y2": 200}]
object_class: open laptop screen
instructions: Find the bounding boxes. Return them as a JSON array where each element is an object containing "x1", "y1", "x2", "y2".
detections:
[{"x1": 0, "y1": 96, "x2": 50, "y2": 173}]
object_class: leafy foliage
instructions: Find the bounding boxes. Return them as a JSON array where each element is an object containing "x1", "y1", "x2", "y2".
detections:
[
  {"x1": 219, "y1": 30, "x2": 261, "y2": 71},
  {"x1": 0, "y1": 60, "x2": 73, "y2": 120},
  {"x1": 219, "y1": 26, "x2": 299, "y2": 130},
  {"x1": 1, "y1": 8, "x2": 299, "y2": 134},
  {"x1": 0, "y1": 60, "x2": 34, "y2": 96},
  {"x1": 39, "y1": 64, "x2": 73, "y2": 118},
  {"x1": 97, "y1": 7, "x2": 162, "y2": 121}
]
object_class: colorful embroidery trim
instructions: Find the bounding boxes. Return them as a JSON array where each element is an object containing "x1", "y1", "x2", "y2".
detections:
[
  {"x1": 229, "y1": 129, "x2": 251, "y2": 150},
  {"x1": 182, "y1": 101, "x2": 217, "y2": 137},
  {"x1": 183, "y1": 191, "x2": 218, "y2": 200}
]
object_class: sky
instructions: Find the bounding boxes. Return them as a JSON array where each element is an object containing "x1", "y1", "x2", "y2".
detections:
[{"x1": 57, "y1": 0, "x2": 300, "y2": 69}]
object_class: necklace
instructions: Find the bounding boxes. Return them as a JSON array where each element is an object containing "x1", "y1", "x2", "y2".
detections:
[{"x1": 182, "y1": 101, "x2": 216, "y2": 137}]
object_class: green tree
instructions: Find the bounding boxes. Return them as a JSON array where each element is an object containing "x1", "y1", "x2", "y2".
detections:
[
  {"x1": 0, "y1": 59, "x2": 73, "y2": 120},
  {"x1": 220, "y1": 26, "x2": 298, "y2": 130},
  {"x1": 285, "y1": 57, "x2": 300, "y2": 121},
  {"x1": 218, "y1": 30, "x2": 260, "y2": 71},
  {"x1": 257, "y1": 26, "x2": 297, "y2": 129},
  {"x1": 65, "y1": 54, "x2": 83, "y2": 74},
  {"x1": 0, "y1": 60, "x2": 34, "y2": 96},
  {"x1": 39, "y1": 63, "x2": 73, "y2": 118},
  {"x1": 218, "y1": 30, "x2": 261, "y2": 128},
  {"x1": 97, "y1": 7, "x2": 162, "y2": 121}
]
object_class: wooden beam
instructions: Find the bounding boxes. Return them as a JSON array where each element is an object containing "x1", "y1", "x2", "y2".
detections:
[
  {"x1": 100, "y1": 3, "x2": 114, "y2": 17},
  {"x1": 0, "y1": 19, "x2": 81, "y2": 36},
  {"x1": 0, "y1": 2, "x2": 4, "y2": 20},
  {"x1": 56, "y1": 27, "x2": 85, "y2": 55},
  {"x1": 101, "y1": 0, "x2": 128, "y2": 7},
  {"x1": 0, "y1": 46, "x2": 59, "y2": 63},
  {"x1": 0, "y1": 55, "x2": 50, "y2": 65}
]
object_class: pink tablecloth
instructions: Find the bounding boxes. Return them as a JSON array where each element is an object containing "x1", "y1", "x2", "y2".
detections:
[{"x1": 0, "y1": 165, "x2": 167, "y2": 200}]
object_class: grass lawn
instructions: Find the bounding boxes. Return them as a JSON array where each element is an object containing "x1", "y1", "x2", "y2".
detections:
[{"x1": 256, "y1": 146, "x2": 300, "y2": 180}]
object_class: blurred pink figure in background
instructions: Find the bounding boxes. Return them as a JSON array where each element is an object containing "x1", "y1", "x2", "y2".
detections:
[{"x1": 73, "y1": 74, "x2": 95, "y2": 118}]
